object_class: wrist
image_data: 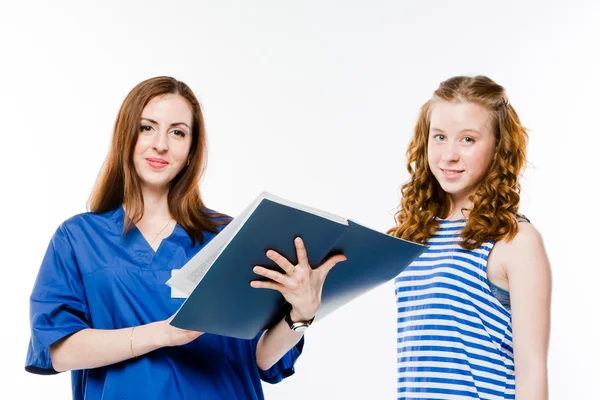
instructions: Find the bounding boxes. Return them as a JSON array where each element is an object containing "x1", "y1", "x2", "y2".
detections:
[
  {"x1": 285, "y1": 309, "x2": 315, "y2": 333},
  {"x1": 146, "y1": 321, "x2": 169, "y2": 349},
  {"x1": 289, "y1": 308, "x2": 316, "y2": 323}
]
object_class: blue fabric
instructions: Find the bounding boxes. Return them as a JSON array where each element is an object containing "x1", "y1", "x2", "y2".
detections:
[
  {"x1": 26, "y1": 206, "x2": 303, "y2": 400},
  {"x1": 488, "y1": 280, "x2": 511, "y2": 311},
  {"x1": 395, "y1": 219, "x2": 515, "y2": 398}
]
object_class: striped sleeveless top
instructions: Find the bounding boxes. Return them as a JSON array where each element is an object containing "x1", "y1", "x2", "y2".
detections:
[{"x1": 395, "y1": 219, "x2": 514, "y2": 399}]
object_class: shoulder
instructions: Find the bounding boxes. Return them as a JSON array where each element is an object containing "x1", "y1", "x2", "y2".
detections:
[
  {"x1": 63, "y1": 208, "x2": 114, "y2": 224},
  {"x1": 58, "y1": 208, "x2": 122, "y2": 238},
  {"x1": 496, "y1": 221, "x2": 550, "y2": 278},
  {"x1": 200, "y1": 208, "x2": 233, "y2": 230},
  {"x1": 504, "y1": 221, "x2": 544, "y2": 254},
  {"x1": 493, "y1": 219, "x2": 542, "y2": 251}
]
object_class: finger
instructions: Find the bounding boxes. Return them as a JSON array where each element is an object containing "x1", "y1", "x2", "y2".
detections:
[
  {"x1": 294, "y1": 237, "x2": 309, "y2": 267},
  {"x1": 317, "y1": 254, "x2": 347, "y2": 277},
  {"x1": 253, "y1": 266, "x2": 293, "y2": 285},
  {"x1": 185, "y1": 330, "x2": 204, "y2": 338},
  {"x1": 266, "y1": 249, "x2": 296, "y2": 275},
  {"x1": 250, "y1": 279, "x2": 287, "y2": 293}
]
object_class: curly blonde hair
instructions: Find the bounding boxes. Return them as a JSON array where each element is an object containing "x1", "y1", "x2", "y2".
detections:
[{"x1": 388, "y1": 76, "x2": 528, "y2": 250}]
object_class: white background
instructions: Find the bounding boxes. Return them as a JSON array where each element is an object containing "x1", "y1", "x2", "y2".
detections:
[{"x1": 1, "y1": 1, "x2": 598, "y2": 398}]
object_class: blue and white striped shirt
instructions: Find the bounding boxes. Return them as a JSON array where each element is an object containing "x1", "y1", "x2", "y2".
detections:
[{"x1": 395, "y1": 219, "x2": 514, "y2": 399}]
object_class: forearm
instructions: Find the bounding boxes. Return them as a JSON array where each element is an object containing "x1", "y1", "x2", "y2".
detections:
[
  {"x1": 252, "y1": 238, "x2": 345, "y2": 371},
  {"x1": 255, "y1": 311, "x2": 303, "y2": 371},
  {"x1": 50, "y1": 322, "x2": 163, "y2": 372},
  {"x1": 515, "y1": 362, "x2": 548, "y2": 400}
]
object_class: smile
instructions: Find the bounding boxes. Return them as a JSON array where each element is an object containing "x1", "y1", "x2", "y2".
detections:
[
  {"x1": 441, "y1": 168, "x2": 464, "y2": 179},
  {"x1": 146, "y1": 158, "x2": 169, "y2": 169}
]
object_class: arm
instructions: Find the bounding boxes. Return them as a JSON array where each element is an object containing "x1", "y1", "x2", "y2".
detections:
[
  {"x1": 29, "y1": 225, "x2": 203, "y2": 373},
  {"x1": 500, "y1": 223, "x2": 552, "y2": 400},
  {"x1": 50, "y1": 317, "x2": 202, "y2": 372},
  {"x1": 254, "y1": 312, "x2": 303, "y2": 371},
  {"x1": 251, "y1": 237, "x2": 346, "y2": 370}
]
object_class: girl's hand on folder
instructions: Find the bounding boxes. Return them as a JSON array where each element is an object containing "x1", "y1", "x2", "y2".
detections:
[{"x1": 250, "y1": 237, "x2": 347, "y2": 320}]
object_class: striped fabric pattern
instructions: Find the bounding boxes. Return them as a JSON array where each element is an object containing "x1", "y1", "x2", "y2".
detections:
[{"x1": 395, "y1": 219, "x2": 514, "y2": 399}]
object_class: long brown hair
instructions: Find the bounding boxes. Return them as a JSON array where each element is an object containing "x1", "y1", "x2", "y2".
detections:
[
  {"x1": 388, "y1": 75, "x2": 528, "y2": 249},
  {"x1": 89, "y1": 76, "x2": 228, "y2": 244}
]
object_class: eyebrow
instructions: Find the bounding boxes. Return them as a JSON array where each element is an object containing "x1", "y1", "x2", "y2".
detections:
[
  {"x1": 141, "y1": 118, "x2": 191, "y2": 130},
  {"x1": 430, "y1": 127, "x2": 481, "y2": 135}
]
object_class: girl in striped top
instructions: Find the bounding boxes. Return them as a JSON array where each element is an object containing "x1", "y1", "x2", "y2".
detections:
[{"x1": 389, "y1": 76, "x2": 551, "y2": 399}]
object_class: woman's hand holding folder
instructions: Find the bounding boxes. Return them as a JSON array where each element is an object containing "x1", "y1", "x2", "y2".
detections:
[{"x1": 250, "y1": 237, "x2": 347, "y2": 321}]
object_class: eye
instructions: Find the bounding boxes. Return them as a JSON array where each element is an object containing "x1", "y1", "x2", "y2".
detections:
[
  {"x1": 462, "y1": 137, "x2": 475, "y2": 144},
  {"x1": 433, "y1": 134, "x2": 445, "y2": 141},
  {"x1": 140, "y1": 125, "x2": 153, "y2": 132},
  {"x1": 171, "y1": 129, "x2": 186, "y2": 138}
]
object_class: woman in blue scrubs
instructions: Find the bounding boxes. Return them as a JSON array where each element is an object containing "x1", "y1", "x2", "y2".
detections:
[{"x1": 26, "y1": 76, "x2": 346, "y2": 400}]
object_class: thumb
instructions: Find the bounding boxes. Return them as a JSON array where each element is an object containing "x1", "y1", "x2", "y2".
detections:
[{"x1": 318, "y1": 254, "x2": 347, "y2": 277}]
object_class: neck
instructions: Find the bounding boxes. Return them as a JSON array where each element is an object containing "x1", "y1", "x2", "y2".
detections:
[
  {"x1": 126, "y1": 186, "x2": 172, "y2": 222},
  {"x1": 142, "y1": 187, "x2": 171, "y2": 219},
  {"x1": 447, "y1": 195, "x2": 472, "y2": 220}
]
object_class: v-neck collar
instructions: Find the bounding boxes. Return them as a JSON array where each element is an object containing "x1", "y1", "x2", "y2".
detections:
[{"x1": 110, "y1": 206, "x2": 190, "y2": 267}]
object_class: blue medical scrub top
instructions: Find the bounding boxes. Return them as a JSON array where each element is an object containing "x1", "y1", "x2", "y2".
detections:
[{"x1": 26, "y1": 207, "x2": 303, "y2": 400}]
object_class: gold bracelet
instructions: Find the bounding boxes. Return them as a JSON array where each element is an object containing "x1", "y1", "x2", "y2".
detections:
[{"x1": 130, "y1": 327, "x2": 137, "y2": 359}]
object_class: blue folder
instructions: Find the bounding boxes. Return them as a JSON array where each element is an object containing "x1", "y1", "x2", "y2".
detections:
[{"x1": 169, "y1": 195, "x2": 426, "y2": 339}]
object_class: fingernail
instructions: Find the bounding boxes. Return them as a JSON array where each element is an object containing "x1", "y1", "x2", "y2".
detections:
[{"x1": 295, "y1": 237, "x2": 302, "y2": 243}]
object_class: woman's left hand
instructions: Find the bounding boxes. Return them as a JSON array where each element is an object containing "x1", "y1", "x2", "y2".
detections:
[{"x1": 250, "y1": 237, "x2": 347, "y2": 321}]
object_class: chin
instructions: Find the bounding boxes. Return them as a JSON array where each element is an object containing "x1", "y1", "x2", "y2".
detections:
[
  {"x1": 140, "y1": 178, "x2": 171, "y2": 191},
  {"x1": 439, "y1": 184, "x2": 468, "y2": 196}
]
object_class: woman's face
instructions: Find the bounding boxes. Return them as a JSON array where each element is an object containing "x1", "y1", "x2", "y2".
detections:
[
  {"x1": 427, "y1": 99, "x2": 496, "y2": 208},
  {"x1": 133, "y1": 94, "x2": 193, "y2": 194}
]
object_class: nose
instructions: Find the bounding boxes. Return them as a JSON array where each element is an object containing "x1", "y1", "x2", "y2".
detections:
[
  {"x1": 441, "y1": 143, "x2": 459, "y2": 162},
  {"x1": 152, "y1": 131, "x2": 169, "y2": 152}
]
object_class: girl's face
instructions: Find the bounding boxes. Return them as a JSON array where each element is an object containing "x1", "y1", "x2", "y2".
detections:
[
  {"x1": 427, "y1": 100, "x2": 496, "y2": 208},
  {"x1": 133, "y1": 94, "x2": 193, "y2": 195}
]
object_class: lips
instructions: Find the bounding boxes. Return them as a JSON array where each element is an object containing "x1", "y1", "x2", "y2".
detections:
[
  {"x1": 146, "y1": 158, "x2": 168, "y2": 169},
  {"x1": 440, "y1": 168, "x2": 464, "y2": 179}
]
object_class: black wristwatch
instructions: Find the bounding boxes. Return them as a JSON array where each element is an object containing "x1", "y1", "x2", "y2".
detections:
[{"x1": 284, "y1": 312, "x2": 315, "y2": 333}]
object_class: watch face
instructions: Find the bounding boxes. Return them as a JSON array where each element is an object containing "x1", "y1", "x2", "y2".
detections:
[{"x1": 291, "y1": 322, "x2": 309, "y2": 332}]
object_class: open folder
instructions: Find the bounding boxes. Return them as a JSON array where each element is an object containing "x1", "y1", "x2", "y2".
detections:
[{"x1": 167, "y1": 191, "x2": 426, "y2": 339}]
